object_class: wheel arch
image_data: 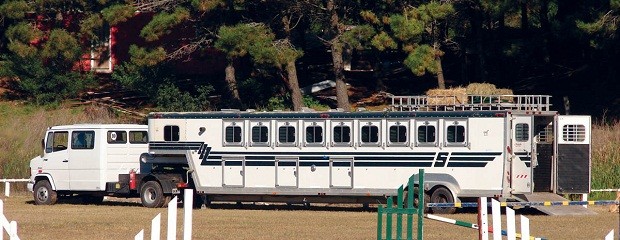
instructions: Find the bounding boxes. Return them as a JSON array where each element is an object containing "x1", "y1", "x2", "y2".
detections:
[
  {"x1": 34, "y1": 174, "x2": 56, "y2": 191},
  {"x1": 422, "y1": 173, "x2": 461, "y2": 200}
]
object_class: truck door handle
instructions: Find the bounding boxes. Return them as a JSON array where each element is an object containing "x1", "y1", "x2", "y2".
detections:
[
  {"x1": 62, "y1": 159, "x2": 68, "y2": 162},
  {"x1": 43, "y1": 159, "x2": 48, "y2": 161}
]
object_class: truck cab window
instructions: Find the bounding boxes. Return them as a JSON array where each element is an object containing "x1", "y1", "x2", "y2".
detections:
[
  {"x1": 46, "y1": 131, "x2": 68, "y2": 153},
  {"x1": 107, "y1": 131, "x2": 127, "y2": 144},
  {"x1": 129, "y1": 131, "x2": 148, "y2": 144},
  {"x1": 73, "y1": 131, "x2": 95, "y2": 149}
]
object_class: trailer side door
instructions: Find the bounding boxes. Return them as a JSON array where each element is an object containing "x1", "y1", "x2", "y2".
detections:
[
  {"x1": 554, "y1": 115, "x2": 591, "y2": 194},
  {"x1": 510, "y1": 115, "x2": 534, "y2": 194}
]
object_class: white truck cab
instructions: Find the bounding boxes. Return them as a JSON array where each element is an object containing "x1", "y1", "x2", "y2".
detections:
[{"x1": 28, "y1": 124, "x2": 148, "y2": 205}]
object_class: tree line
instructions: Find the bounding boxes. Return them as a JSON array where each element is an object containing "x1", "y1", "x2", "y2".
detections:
[{"x1": 0, "y1": 0, "x2": 618, "y2": 117}]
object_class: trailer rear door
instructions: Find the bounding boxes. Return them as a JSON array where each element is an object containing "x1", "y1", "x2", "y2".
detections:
[
  {"x1": 510, "y1": 115, "x2": 534, "y2": 194},
  {"x1": 554, "y1": 115, "x2": 591, "y2": 194}
]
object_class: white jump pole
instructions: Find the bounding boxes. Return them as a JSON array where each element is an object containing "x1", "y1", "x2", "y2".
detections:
[
  {"x1": 491, "y1": 199, "x2": 501, "y2": 240},
  {"x1": 605, "y1": 229, "x2": 614, "y2": 240},
  {"x1": 183, "y1": 189, "x2": 193, "y2": 240},
  {"x1": 520, "y1": 215, "x2": 530, "y2": 240},
  {"x1": 1, "y1": 199, "x2": 4, "y2": 240},
  {"x1": 506, "y1": 207, "x2": 516, "y2": 240},
  {"x1": 4, "y1": 182, "x2": 9, "y2": 197},
  {"x1": 478, "y1": 197, "x2": 488, "y2": 240},
  {"x1": 9, "y1": 221, "x2": 18, "y2": 240},
  {"x1": 135, "y1": 229, "x2": 144, "y2": 240},
  {"x1": 151, "y1": 213, "x2": 161, "y2": 240},
  {"x1": 167, "y1": 197, "x2": 178, "y2": 240}
]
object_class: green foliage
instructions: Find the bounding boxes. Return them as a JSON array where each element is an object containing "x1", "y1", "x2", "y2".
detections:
[
  {"x1": 128, "y1": 45, "x2": 167, "y2": 67},
  {"x1": 265, "y1": 94, "x2": 329, "y2": 111},
  {"x1": 360, "y1": 10, "x2": 380, "y2": 25},
  {"x1": 371, "y1": 31, "x2": 397, "y2": 51},
  {"x1": 389, "y1": 14, "x2": 424, "y2": 42},
  {"x1": 216, "y1": 23, "x2": 273, "y2": 60},
  {"x1": 191, "y1": 0, "x2": 225, "y2": 11},
  {"x1": 1, "y1": 54, "x2": 95, "y2": 104},
  {"x1": 41, "y1": 29, "x2": 81, "y2": 62},
  {"x1": 341, "y1": 25, "x2": 376, "y2": 50},
  {"x1": 155, "y1": 83, "x2": 214, "y2": 111},
  {"x1": 417, "y1": 1, "x2": 454, "y2": 23},
  {"x1": 140, "y1": 7, "x2": 190, "y2": 42},
  {"x1": 5, "y1": 22, "x2": 41, "y2": 58},
  {"x1": 101, "y1": 4, "x2": 136, "y2": 26},
  {"x1": 79, "y1": 14, "x2": 104, "y2": 40},
  {"x1": 403, "y1": 44, "x2": 437, "y2": 76},
  {"x1": 0, "y1": 0, "x2": 31, "y2": 19}
]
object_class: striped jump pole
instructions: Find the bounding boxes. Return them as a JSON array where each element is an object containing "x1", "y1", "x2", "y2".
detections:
[
  {"x1": 426, "y1": 200, "x2": 620, "y2": 208},
  {"x1": 424, "y1": 213, "x2": 546, "y2": 240}
]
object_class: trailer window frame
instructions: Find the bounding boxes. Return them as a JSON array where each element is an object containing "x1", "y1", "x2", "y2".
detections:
[
  {"x1": 388, "y1": 121, "x2": 408, "y2": 146},
  {"x1": 129, "y1": 131, "x2": 148, "y2": 144},
  {"x1": 359, "y1": 120, "x2": 381, "y2": 147},
  {"x1": 305, "y1": 124, "x2": 324, "y2": 145},
  {"x1": 164, "y1": 125, "x2": 180, "y2": 141},
  {"x1": 416, "y1": 120, "x2": 437, "y2": 147},
  {"x1": 278, "y1": 124, "x2": 297, "y2": 145},
  {"x1": 515, "y1": 123, "x2": 529, "y2": 142},
  {"x1": 250, "y1": 121, "x2": 270, "y2": 146},
  {"x1": 562, "y1": 124, "x2": 586, "y2": 142},
  {"x1": 223, "y1": 121, "x2": 244, "y2": 146},
  {"x1": 445, "y1": 119, "x2": 468, "y2": 147},
  {"x1": 332, "y1": 121, "x2": 352, "y2": 147}
]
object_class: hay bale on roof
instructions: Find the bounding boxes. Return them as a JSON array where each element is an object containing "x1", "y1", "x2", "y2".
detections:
[
  {"x1": 426, "y1": 87, "x2": 467, "y2": 105},
  {"x1": 466, "y1": 83, "x2": 497, "y2": 95},
  {"x1": 494, "y1": 88, "x2": 514, "y2": 102}
]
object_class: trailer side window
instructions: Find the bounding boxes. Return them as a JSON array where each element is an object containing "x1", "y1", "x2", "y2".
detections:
[
  {"x1": 72, "y1": 131, "x2": 95, "y2": 149},
  {"x1": 515, "y1": 123, "x2": 529, "y2": 142},
  {"x1": 107, "y1": 131, "x2": 127, "y2": 144},
  {"x1": 225, "y1": 126, "x2": 242, "y2": 143},
  {"x1": 361, "y1": 125, "x2": 379, "y2": 143},
  {"x1": 252, "y1": 125, "x2": 269, "y2": 143},
  {"x1": 129, "y1": 131, "x2": 148, "y2": 144},
  {"x1": 417, "y1": 125, "x2": 436, "y2": 143},
  {"x1": 562, "y1": 124, "x2": 586, "y2": 142},
  {"x1": 164, "y1": 125, "x2": 180, "y2": 141},
  {"x1": 333, "y1": 125, "x2": 351, "y2": 143},
  {"x1": 278, "y1": 126, "x2": 296, "y2": 143},
  {"x1": 306, "y1": 125, "x2": 323, "y2": 143},
  {"x1": 46, "y1": 131, "x2": 68, "y2": 153},
  {"x1": 446, "y1": 125, "x2": 465, "y2": 143},
  {"x1": 390, "y1": 125, "x2": 407, "y2": 143}
]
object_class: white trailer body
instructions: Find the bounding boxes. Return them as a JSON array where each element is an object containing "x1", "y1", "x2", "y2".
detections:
[
  {"x1": 28, "y1": 124, "x2": 148, "y2": 204},
  {"x1": 145, "y1": 95, "x2": 591, "y2": 212}
]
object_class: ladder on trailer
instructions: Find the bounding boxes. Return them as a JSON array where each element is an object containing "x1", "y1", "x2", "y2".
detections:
[{"x1": 390, "y1": 95, "x2": 552, "y2": 112}]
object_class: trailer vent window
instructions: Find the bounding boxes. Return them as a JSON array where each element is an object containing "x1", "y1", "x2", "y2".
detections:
[
  {"x1": 562, "y1": 124, "x2": 586, "y2": 142},
  {"x1": 536, "y1": 123, "x2": 553, "y2": 143},
  {"x1": 164, "y1": 125, "x2": 180, "y2": 141},
  {"x1": 225, "y1": 126, "x2": 242, "y2": 143},
  {"x1": 390, "y1": 125, "x2": 407, "y2": 143},
  {"x1": 333, "y1": 126, "x2": 351, "y2": 143},
  {"x1": 129, "y1": 131, "x2": 148, "y2": 144},
  {"x1": 361, "y1": 125, "x2": 379, "y2": 143},
  {"x1": 515, "y1": 123, "x2": 529, "y2": 142},
  {"x1": 107, "y1": 131, "x2": 127, "y2": 144},
  {"x1": 306, "y1": 126, "x2": 323, "y2": 143},
  {"x1": 278, "y1": 126, "x2": 296, "y2": 143},
  {"x1": 447, "y1": 125, "x2": 465, "y2": 143},
  {"x1": 417, "y1": 125, "x2": 436, "y2": 143},
  {"x1": 74, "y1": 131, "x2": 96, "y2": 149},
  {"x1": 252, "y1": 126, "x2": 269, "y2": 143}
]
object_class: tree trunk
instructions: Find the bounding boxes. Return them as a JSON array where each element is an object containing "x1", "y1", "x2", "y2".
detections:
[
  {"x1": 327, "y1": 0, "x2": 351, "y2": 111},
  {"x1": 286, "y1": 60, "x2": 304, "y2": 111},
  {"x1": 224, "y1": 60, "x2": 241, "y2": 108},
  {"x1": 436, "y1": 56, "x2": 446, "y2": 89}
]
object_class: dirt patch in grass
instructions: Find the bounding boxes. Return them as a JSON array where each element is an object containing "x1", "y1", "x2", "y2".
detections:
[{"x1": 2, "y1": 193, "x2": 618, "y2": 240}]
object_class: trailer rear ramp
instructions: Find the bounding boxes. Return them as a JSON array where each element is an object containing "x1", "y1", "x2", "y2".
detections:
[{"x1": 517, "y1": 192, "x2": 597, "y2": 216}]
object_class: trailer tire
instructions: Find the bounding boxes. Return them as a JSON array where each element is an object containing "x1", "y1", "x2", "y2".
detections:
[
  {"x1": 33, "y1": 180, "x2": 58, "y2": 205},
  {"x1": 141, "y1": 181, "x2": 167, "y2": 208},
  {"x1": 430, "y1": 187, "x2": 456, "y2": 214}
]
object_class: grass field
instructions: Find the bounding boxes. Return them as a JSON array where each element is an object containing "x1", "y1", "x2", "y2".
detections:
[{"x1": 1, "y1": 193, "x2": 618, "y2": 239}]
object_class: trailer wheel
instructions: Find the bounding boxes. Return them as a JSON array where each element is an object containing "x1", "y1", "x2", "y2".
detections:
[
  {"x1": 33, "y1": 180, "x2": 58, "y2": 205},
  {"x1": 430, "y1": 187, "x2": 456, "y2": 214},
  {"x1": 140, "y1": 181, "x2": 167, "y2": 208}
]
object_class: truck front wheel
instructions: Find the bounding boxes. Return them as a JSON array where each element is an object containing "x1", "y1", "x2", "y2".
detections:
[
  {"x1": 33, "y1": 180, "x2": 58, "y2": 205},
  {"x1": 140, "y1": 181, "x2": 169, "y2": 208}
]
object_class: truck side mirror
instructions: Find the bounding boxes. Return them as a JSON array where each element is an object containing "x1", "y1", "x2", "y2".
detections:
[{"x1": 40, "y1": 138, "x2": 45, "y2": 156}]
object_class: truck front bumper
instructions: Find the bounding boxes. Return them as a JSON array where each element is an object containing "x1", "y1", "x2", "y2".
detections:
[{"x1": 27, "y1": 181, "x2": 34, "y2": 192}]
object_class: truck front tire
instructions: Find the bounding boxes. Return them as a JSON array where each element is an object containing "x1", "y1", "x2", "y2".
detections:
[
  {"x1": 33, "y1": 180, "x2": 58, "y2": 205},
  {"x1": 140, "y1": 181, "x2": 170, "y2": 208}
]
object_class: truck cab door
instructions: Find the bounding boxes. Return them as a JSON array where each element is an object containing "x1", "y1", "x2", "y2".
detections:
[
  {"x1": 510, "y1": 115, "x2": 534, "y2": 194},
  {"x1": 69, "y1": 130, "x2": 100, "y2": 190},
  {"x1": 554, "y1": 115, "x2": 591, "y2": 194},
  {"x1": 42, "y1": 131, "x2": 71, "y2": 190}
]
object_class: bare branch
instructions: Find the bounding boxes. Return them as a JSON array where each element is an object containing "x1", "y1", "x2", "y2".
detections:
[
  {"x1": 132, "y1": 0, "x2": 187, "y2": 12},
  {"x1": 166, "y1": 37, "x2": 211, "y2": 61}
]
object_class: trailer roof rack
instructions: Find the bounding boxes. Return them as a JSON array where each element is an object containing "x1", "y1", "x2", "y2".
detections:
[{"x1": 390, "y1": 95, "x2": 552, "y2": 112}]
